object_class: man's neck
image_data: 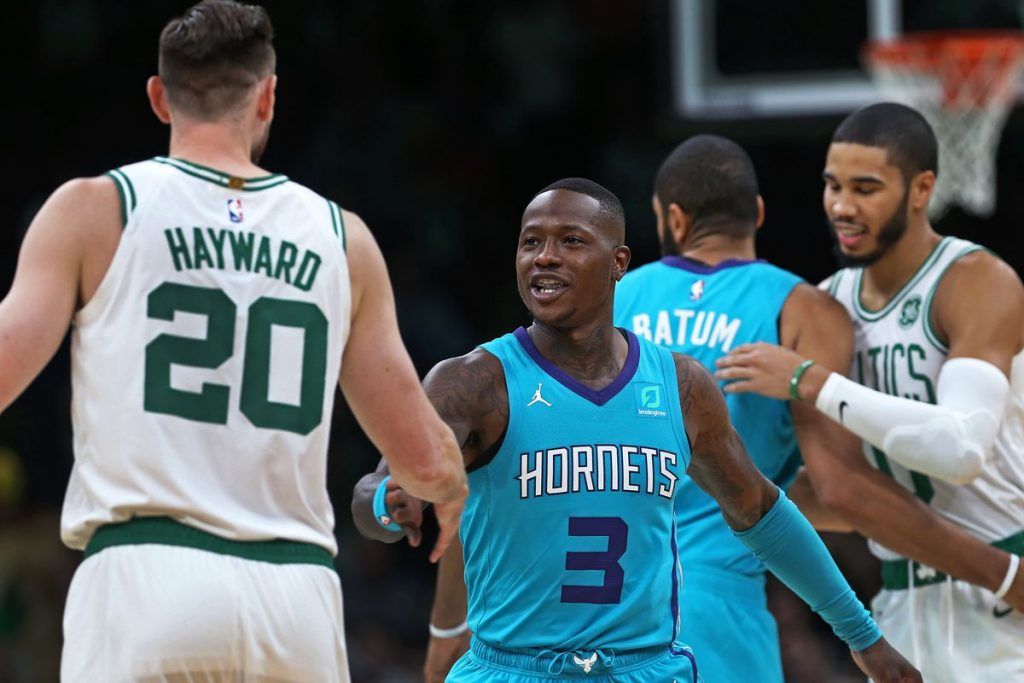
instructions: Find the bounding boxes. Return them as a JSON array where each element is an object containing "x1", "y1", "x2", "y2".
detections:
[
  {"x1": 861, "y1": 221, "x2": 941, "y2": 303},
  {"x1": 168, "y1": 122, "x2": 266, "y2": 177},
  {"x1": 680, "y1": 234, "x2": 756, "y2": 265},
  {"x1": 528, "y1": 317, "x2": 628, "y2": 389}
]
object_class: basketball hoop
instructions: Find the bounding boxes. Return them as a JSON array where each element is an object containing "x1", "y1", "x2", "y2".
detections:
[{"x1": 864, "y1": 31, "x2": 1024, "y2": 218}]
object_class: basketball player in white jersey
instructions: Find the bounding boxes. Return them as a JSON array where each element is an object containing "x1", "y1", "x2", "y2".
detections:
[
  {"x1": 0, "y1": 1, "x2": 467, "y2": 680},
  {"x1": 717, "y1": 102, "x2": 1024, "y2": 682}
]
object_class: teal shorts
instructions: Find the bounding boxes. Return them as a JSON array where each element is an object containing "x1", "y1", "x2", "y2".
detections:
[
  {"x1": 446, "y1": 638, "x2": 700, "y2": 682},
  {"x1": 678, "y1": 568, "x2": 783, "y2": 683}
]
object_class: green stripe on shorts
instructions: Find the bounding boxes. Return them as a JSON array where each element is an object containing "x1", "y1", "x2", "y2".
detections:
[{"x1": 84, "y1": 516, "x2": 335, "y2": 569}]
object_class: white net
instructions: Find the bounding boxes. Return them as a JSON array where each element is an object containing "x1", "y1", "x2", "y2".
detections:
[{"x1": 867, "y1": 34, "x2": 1024, "y2": 218}]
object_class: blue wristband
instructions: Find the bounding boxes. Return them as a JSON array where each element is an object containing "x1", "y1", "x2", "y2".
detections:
[
  {"x1": 372, "y1": 476, "x2": 402, "y2": 532},
  {"x1": 735, "y1": 489, "x2": 882, "y2": 651}
]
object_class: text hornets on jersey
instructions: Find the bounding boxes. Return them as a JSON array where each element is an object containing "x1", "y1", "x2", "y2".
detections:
[{"x1": 517, "y1": 444, "x2": 680, "y2": 499}]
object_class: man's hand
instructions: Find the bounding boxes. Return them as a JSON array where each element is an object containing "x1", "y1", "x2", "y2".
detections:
[
  {"x1": 384, "y1": 478, "x2": 465, "y2": 563},
  {"x1": 423, "y1": 630, "x2": 470, "y2": 683},
  {"x1": 384, "y1": 479, "x2": 426, "y2": 548},
  {"x1": 716, "y1": 342, "x2": 831, "y2": 402},
  {"x1": 431, "y1": 495, "x2": 465, "y2": 563},
  {"x1": 851, "y1": 638, "x2": 922, "y2": 683}
]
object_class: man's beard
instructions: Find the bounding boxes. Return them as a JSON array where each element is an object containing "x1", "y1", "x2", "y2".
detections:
[
  {"x1": 830, "y1": 189, "x2": 909, "y2": 268},
  {"x1": 250, "y1": 122, "x2": 271, "y2": 165},
  {"x1": 659, "y1": 224, "x2": 679, "y2": 257}
]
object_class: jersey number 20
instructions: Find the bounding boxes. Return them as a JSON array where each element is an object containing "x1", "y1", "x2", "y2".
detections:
[{"x1": 144, "y1": 282, "x2": 328, "y2": 435}]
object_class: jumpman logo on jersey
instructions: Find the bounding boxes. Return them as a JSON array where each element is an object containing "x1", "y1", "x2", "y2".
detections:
[
  {"x1": 528, "y1": 382, "x2": 552, "y2": 407},
  {"x1": 572, "y1": 653, "x2": 597, "y2": 673}
]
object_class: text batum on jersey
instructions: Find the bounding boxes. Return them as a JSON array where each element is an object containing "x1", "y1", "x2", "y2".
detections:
[
  {"x1": 163, "y1": 227, "x2": 322, "y2": 292},
  {"x1": 517, "y1": 445, "x2": 679, "y2": 499},
  {"x1": 631, "y1": 310, "x2": 741, "y2": 352}
]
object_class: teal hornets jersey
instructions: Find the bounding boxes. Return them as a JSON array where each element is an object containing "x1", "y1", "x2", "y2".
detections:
[
  {"x1": 463, "y1": 328, "x2": 691, "y2": 651},
  {"x1": 614, "y1": 257, "x2": 802, "y2": 578}
]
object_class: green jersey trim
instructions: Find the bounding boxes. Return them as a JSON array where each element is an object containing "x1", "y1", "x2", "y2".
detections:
[
  {"x1": 153, "y1": 157, "x2": 289, "y2": 192},
  {"x1": 826, "y1": 270, "x2": 844, "y2": 297},
  {"x1": 880, "y1": 529, "x2": 1024, "y2": 590},
  {"x1": 327, "y1": 200, "x2": 346, "y2": 252},
  {"x1": 922, "y1": 244, "x2": 985, "y2": 353},
  {"x1": 84, "y1": 516, "x2": 335, "y2": 569},
  {"x1": 104, "y1": 168, "x2": 137, "y2": 229},
  {"x1": 852, "y1": 237, "x2": 952, "y2": 322}
]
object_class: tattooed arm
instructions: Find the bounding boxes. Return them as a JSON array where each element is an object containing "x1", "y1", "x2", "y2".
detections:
[
  {"x1": 675, "y1": 353, "x2": 921, "y2": 683},
  {"x1": 351, "y1": 348, "x2": 508, "y2": 544},
  {"x1": 677, "y1": 353, "x2": 778, "y2": 528}
]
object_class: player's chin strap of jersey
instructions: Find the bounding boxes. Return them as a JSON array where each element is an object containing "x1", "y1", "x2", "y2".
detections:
[
  {"x1": 814, "y1": 357, "x2": 1009, "y2": 486},
  {"x1": 734, "y1": 489, "x2": 881, "y2": 652}
]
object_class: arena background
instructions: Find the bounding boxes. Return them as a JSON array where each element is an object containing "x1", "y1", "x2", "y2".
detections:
[{"x1": 1, "y1": 1, "x2": 1023, "y2": 681}]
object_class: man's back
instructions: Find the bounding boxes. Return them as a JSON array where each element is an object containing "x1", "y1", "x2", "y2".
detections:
[
  {"x1": 66, "y1": 157, "x2": 349, "y2": 554},
  {"x1": 615, "y1": 256, "x2": 803, "y2": 574},
  {"x1": 614, "y1": 254, "x2": 801, "y2": 683}
]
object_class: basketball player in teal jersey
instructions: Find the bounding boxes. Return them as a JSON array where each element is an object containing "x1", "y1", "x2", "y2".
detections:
[
  {"x1": 0, "y1": 2, "x2": 467, "y2": 680},
  {"x1": 717, "y1": 103, "x2": 1024, "y2": 682},
  {"x1": 612, "y1": 135, "x2": 1024, "y2": 682},
  {"x1": 353, "y1": 178, "x2": 920, "y2": 681}
]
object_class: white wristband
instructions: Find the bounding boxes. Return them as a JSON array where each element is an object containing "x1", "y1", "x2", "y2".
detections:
[
  {"x1": 993, "y1": 554, "x2": 1020, "y2": 601},
  {"x1": 429, "y1": 620, "x2": 469, "y2": 639}
]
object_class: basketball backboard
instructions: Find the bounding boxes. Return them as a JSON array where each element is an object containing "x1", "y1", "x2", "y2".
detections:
[{"x1": 672, "y1": 0, "x2": 1024, "y2": 119}]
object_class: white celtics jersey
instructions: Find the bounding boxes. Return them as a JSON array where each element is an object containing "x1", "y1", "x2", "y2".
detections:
[
  {"x1": 825, "y1": 236, "x2": 1024, "y2": 561},
  {"x1": 63, "y1": 157, "x2": 350, "y2": 554}
]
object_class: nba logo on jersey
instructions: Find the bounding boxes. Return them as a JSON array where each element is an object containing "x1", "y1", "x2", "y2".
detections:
[
  {"x1": 634, "y1": 383, "x2": 667, "y2": 418},
  {"x1": 227, "y1": 198, "x2": 244, "y2": 223},
  {"x1": 690, "y1": 279, "x2": 705, "y2": 301}
]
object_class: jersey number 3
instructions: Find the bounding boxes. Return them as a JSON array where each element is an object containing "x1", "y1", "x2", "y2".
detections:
[
  {"x1": 144, "y1": 282, "x2": 328, "y2": 435},
  {"x1": 561, "y1": 516, "x2": 628, "y2": 604}
]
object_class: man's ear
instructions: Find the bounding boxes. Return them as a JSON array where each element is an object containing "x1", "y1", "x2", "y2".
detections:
[{"x1": 147, "y1": 76, "x2": 171, "y2": 124}]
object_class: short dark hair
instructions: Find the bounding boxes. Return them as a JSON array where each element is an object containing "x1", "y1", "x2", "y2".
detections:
[
  {"x1": 158, "y1": 0, "x2": 276, "y2": 120},
  {"x1": 535, "y1": 177, "x2": 625, "y2": 241},
  {"x1": 654, "y1": 135, "x2": 759, "y2": 239},
  {"x1": 832, "y1": 102, "x2": 939, "y2": 184}
]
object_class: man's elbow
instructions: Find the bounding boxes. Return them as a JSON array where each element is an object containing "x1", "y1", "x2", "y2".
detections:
[{"x1": 815, "y1": 476, "x2": 861, "y2": 521}]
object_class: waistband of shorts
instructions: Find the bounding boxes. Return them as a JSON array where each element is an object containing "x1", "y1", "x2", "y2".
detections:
[
  {"x1": 680, "y1": 565, "x2": 767, "y2": 603},
  {"x1": 468, "y1": 638, "x2": 674, "y2": 676},
  {"x1": 880, "y1": 529, "x2": 1024, "y2": 591},
  {"x1": 83, "y1": 516, "x2": 335, "y2": 569}
]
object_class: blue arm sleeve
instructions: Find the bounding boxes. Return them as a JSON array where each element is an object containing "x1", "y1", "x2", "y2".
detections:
[{"x1": 734, "y1": 488, "x2": 882, "y2": 651}]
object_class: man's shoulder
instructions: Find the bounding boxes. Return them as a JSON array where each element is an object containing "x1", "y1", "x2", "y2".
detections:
[{"x1": 427, "y1": 347, "x2": 507, "y2": 392}]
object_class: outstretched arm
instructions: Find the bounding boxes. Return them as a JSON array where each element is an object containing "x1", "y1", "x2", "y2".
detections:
[
  {"x1": 350, "y1": 348, "x2": 508, "y2": 556},
  {"x1": 777, "y1": 285, "x2": 1024, "y2": 609},
  {"x1": 0, "y1": 178, "x2": 117, "y2": 413},
  {"x1": 778, "y1": 282, "x2": 1019, "y2": 610},
  {"x1": 677, "y1": 354, "x2": 920, "y2": 683},
  {"x1": 339, "y1": 212, "x2": 467, "y2": 558},
  {"x1": 718, "y1": 253, "x2": 1023, "y2": 486}
]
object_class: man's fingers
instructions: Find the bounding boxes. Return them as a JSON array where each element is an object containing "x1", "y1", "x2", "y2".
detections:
[
  {"x1": 403, "y1": 523, "x2": 422, "y2": 548},
  {"x1": 722, "y1": 380, "x2": 755, "y2": 394},
  {"x1": 385, "y1": 489, "x2": 409, "y2": 507},
  {"x1": 430, "y1": 523, "x2": 456, "y2": 563},
  {"x1": 714, "y1": 366, "x2": 753, "y2": 381}
]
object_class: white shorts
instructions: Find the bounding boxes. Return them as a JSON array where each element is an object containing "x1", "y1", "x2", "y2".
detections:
[
  {"x1": 872, "y1": 578, "x2": 1024, "y2": 683},
  {"x1": 62, "y1": 544, "x2": 349, "y2": 682}
]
